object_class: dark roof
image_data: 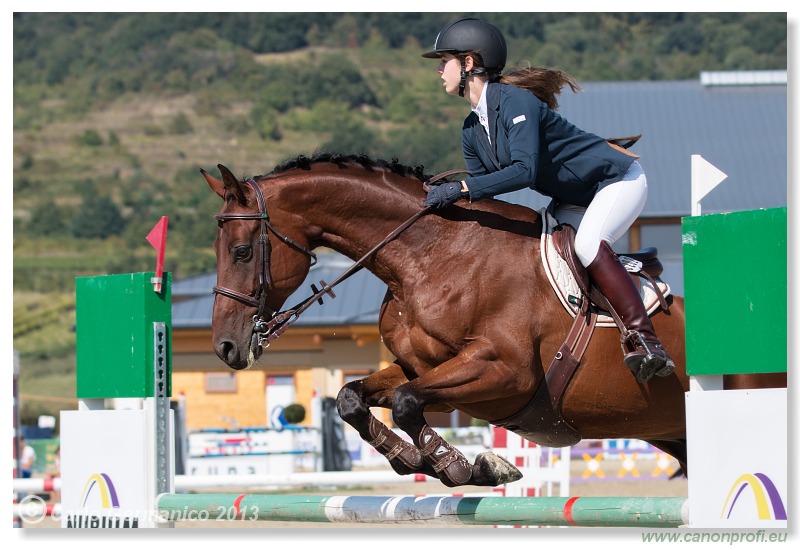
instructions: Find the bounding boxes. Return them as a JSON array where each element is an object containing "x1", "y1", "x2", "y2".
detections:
[
  {"x1": 172, "y1": 253, "x2": 386, "y2": 329},
  {"x1": 173, "y1": 72, "x2": 786, "y2": 330}
]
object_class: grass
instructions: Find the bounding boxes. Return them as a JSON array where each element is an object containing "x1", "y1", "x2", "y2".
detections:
[{"x1": 14, "y1": 292, "x2": 78, "y2": 425}]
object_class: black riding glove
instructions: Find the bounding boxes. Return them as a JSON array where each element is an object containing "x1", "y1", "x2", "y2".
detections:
[{"x1": 424, "y1": 181, "x2": 469, "y2": 209}]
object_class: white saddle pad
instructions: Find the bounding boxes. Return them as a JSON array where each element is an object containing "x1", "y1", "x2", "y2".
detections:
[{"x1": 539, "y1": 209, "x2": 671, "y2": 328}]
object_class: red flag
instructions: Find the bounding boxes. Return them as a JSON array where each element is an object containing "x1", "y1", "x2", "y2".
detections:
[{"x1": 146, "y1": 216, "x2": 168, "y2": 292}]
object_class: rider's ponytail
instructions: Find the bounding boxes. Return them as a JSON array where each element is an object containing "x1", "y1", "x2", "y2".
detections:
[{"x1": 499, "y1": 66, "x2": 582, "y2": 110}]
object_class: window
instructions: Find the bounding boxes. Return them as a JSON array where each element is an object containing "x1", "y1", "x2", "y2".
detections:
[
  {"x1": 205, "y1": 372, "x2": 237, "y2": 393},
  {"x1": 266, "y1": 375, "x2": 294, "y2": 386}
]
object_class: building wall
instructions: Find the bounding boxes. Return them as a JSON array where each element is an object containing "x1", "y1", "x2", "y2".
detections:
[
  {"x1": 172, "y1": 328, "x2": 384, "y2": 431},
  {"x1": 171, "y1": 326, "x2": 478, "y2": 432},
  {"x1": 173, "y1": 369, "x2": 266, "y2": 431}
]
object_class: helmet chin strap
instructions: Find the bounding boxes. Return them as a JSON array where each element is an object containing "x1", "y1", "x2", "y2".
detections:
[
  {"x1": 459, "y1": 58, "x2": 486, "y2": 97},
  {"x1": 459, "y1": 59, "x2": 467, "y2": 97}
]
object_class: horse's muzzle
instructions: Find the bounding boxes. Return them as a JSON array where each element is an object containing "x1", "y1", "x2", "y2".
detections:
[{"x1": 214, "y1": 334, "x2": 261, "y2": 370}]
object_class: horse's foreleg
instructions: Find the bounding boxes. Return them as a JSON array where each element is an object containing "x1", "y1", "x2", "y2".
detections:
[
  {"x1": 393, "y1": 389, "x2": 473, "y2": 487},
  {"x1": 335, "y1": 365, "x2": 431, "y2": 477}
]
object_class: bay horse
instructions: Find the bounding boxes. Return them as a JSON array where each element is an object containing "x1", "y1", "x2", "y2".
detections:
[{"x1": 202, "y1": 153, "x2": 784, "y2": 487}]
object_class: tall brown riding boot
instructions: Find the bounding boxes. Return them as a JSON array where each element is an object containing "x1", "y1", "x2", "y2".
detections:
[{"x1": 586, "y1": 241, "x2": 675, "y2": 383}]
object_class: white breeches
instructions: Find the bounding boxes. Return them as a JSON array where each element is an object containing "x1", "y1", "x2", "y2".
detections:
[{"x1": 553, "y1": 161, "x2": 647, "y2": 266}]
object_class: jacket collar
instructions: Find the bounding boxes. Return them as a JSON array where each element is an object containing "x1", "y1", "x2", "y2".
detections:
[
  {"x1": 474, "y1": 82, "x2": 501, "y2": 168},
  {"x1": 486, "y1": 82, "x2": 500, "y2": 143}
]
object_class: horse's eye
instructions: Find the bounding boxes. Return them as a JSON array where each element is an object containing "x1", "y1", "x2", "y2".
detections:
[{"x1": 233, "y1": 245, "x2": 252, "y2": 262}]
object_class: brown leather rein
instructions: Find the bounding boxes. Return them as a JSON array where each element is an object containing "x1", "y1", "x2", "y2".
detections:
[{"x1": 213, "y1": 169, "x2": 468, "y2": 348}]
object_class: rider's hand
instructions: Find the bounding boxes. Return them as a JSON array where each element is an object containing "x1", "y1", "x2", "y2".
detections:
[{"x1": 424, "y1": 181, "x2": 469, "y2": 209}]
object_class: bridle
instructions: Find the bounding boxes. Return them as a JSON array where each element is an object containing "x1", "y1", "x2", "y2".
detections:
[
  {"x1": 212, "y1": 178, "x2": 317, "y2": 339},
  {"x1": 212, "y1": 170, "x2": 469, "y2": 348}
]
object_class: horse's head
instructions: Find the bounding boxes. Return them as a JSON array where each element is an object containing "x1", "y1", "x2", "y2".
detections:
[{"x1": 202, "y1": 164, "x2": 315, "y2": 370}]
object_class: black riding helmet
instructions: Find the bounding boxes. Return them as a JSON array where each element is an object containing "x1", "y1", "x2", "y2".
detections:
[{"x1": 422, "y1": 18, "x2": 507, "y2": 96}]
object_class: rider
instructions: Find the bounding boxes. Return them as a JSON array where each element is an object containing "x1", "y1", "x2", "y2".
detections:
[{"x1": 422, "y1": 17, "x2": 674, "y2": 384}]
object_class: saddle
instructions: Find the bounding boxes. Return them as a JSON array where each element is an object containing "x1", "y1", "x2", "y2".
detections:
[
  {"x1": 606, "y1": 134, "x2": 642, "y2": 159},
  {"x1": 493, "y1": 214, "x2": 672, "y2": 447},
  {"x1": 550, "y1": 223, "x2": 670, "y2": 321}
]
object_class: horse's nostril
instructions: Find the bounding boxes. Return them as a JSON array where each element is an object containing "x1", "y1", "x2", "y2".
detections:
[{"x1": 217, "y1": 340, "x2": 237, "y2": 363}]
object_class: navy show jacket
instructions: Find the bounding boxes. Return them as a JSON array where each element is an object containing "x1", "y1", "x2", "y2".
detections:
[{"x1": 463, "y1": 82, "x2": 636, "y2": 207}]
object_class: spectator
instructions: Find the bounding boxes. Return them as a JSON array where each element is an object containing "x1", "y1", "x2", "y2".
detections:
[{"x1": 20, "y1": 436, "x2": 36, "y2": 478}]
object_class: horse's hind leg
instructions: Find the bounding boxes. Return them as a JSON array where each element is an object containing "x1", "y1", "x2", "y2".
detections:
[{"x1": 336, "y1": 365, "x2": 437, "y2": 478}]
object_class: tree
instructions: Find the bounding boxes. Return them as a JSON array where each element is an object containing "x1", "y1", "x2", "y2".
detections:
[
  {"x1": 70, "y1": 195, "x2": 126, "y2": 239},
  {"x1": 320, "y1": 117, "x2": 381, "y2": 157},
  {"x1": 281, "y1": 404, "x2": 306, "y2": 424},
  {"x1": 315, "y1": 55, "x2": 378, "y2": 107},
  {"x1": 76, "y1": 129, "x2": 103, "y2": 147},
  {"x1": 168, "y1": 112, "x2": 193, "y2": 135},
  {"x1": 27, "y1": 199, "x2": 73, "y2": 237}
]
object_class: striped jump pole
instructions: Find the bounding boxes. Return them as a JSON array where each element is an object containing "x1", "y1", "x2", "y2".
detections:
[
  {"x1": 13, "y1": 477, "x2": 61, "y2": 493},
  {"x1": 172, "y1": 470, "x2": 431, "y2": 490},
  {"x1": 155, "y1": 494, "x2": 688, "y2": 528},
  {"x1": 14, "y1": 502, "x2": 62, "y2": 519}
]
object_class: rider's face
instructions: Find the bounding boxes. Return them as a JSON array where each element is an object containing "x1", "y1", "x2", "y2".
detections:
[{"x1": 437, "y1": 53, "x2": 463, "y2": 96}]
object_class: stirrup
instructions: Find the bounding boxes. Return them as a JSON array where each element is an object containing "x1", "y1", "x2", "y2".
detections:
[{"x1": 622, "y1": 332, "x2": 675, "y2": 383}]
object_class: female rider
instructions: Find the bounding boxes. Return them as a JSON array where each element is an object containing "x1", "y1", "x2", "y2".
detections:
[{"x1": 422, "y1": 18, "x2": 674, "y2": 384}]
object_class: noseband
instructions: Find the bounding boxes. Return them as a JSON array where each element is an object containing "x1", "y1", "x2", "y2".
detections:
[{"x1": 212, "y1": 178, "x2": 317, "y2": 336}]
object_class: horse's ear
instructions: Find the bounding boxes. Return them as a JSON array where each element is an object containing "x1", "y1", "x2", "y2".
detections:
[
  {"x1": 201, "y1": 168, "x2": 225, "y2": 198},
  {"x1": 218, "y1": 164, "x2": 247, "y2": 205},
  {"x1": 201, "y1": 165, "x2": 247, "y2": 204}
]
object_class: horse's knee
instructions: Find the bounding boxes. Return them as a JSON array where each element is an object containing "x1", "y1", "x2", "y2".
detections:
[
  {"x1": 336, "y1": 381, "x2": 368, "y2": 425},
  {"x1": 391, "y1": 384, "x2": 425, "y2": 430}
]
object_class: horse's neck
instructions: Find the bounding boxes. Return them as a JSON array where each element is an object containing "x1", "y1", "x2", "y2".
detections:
[
  {"x1": 274, "y1": 169, "x2": 423, "y2": 272},
  {"x1": 269, "y1": 167, "x2": 543, "y2": 295}
]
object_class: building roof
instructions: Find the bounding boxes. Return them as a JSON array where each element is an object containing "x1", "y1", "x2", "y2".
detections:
[
  {"x1": 502, "y1": 71, "x2": 787, "y2": 216},
  {"x1": 172, "y1": 253, "x2": 386, "y2": 329},
  {"x1": 173, "y1": 72, "x2": 787, "y2": 330}
]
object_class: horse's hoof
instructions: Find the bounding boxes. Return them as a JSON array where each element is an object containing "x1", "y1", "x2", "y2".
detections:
[{"x1": 472, "y1": 451, "x2": 523, "y2": 486}]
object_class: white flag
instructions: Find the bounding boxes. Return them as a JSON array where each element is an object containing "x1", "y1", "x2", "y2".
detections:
[{"x1": 691, "y1": 155, "x2": 728, "y2": 216}]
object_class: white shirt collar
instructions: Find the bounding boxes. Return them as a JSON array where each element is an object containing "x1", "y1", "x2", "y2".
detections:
[{"x1": 471, "y1": 84, "x2": 490, "y2": 143}]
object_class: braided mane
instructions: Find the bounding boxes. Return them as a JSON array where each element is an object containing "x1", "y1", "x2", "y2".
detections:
[{"x1": 266, "y1": 152, "x2": 430, "y2": 182}]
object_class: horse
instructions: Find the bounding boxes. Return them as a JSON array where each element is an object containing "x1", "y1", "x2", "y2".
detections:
[{"x1": 202, "y1": 153, "x2": 786, "y2": 487}]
